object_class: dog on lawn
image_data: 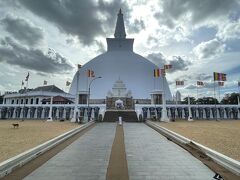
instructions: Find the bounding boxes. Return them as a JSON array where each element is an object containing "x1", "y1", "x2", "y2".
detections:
[{"x1": 12, "y1": 123, "x2": 19, "y2": 128}]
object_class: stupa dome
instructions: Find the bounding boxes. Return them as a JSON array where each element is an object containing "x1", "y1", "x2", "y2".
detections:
[{"x1": 69, "y1": 9, "x2": 172, "y2": 100}]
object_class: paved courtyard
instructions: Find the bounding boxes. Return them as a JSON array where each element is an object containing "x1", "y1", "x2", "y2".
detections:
[
  {"x1": 24, "y1": 123, "x2": 215, "y2": 180},
  {"x1": 24, "y1": 123, "x2": 116, "y2": 180},
  {"x1": 124, "y1": 123, "x2": 215, "y2": 180}
]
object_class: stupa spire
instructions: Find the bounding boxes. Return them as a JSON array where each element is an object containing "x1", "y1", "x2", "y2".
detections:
[{"x1": 114, "y1": 9, "x2": 126, "y2": 39}]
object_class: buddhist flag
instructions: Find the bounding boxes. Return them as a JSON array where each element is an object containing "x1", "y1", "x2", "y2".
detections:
[
  {"x1": 164, "y1": 64, "x2": 172, "y2": 70},
  {"x1": 197, "y1": 81, "x2": 204, "y2": 86},
  {"x1": 66, "y1": 81, "x2": 71, "y2": 86},
  {"x1": 87, "y1": 69, "x2": 95, "y2": 77},
  {"x1": 154, "y1": 69, "x2": 160, "y2": 77},
  {"x1": 214, "y1": 72, "x2": 227, "y2": 81},
  {"x1": 25, "y1": 72, "x2": 30, "y2": 81},
  {"x1": 154, "y1": 69, "x2": 165, "y2": 77},
  {"x1": 218, "y1": 82, "x2": 224, "y2": 86},
  {"x1": 176, "y1": 80, "x2": 184, "y2": 86},
  {"x1": 78, "y1": 64, "x2": 82, "y2": 70},
  {"x1": 43, "y1": 80, "x2": 47, "y2": 85}
]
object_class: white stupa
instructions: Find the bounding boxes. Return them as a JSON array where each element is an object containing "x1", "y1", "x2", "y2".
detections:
[{"x1": 69, "y1": 9, "x2": 172, "y2": 103}]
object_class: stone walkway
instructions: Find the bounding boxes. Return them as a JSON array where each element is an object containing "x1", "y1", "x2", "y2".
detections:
[
  {"x1": 124, "y1": 123, "x2": 215, "y2": 180},
  {"x1": 24, "y1": 123, "x2": 216, "y2": 180},
  {"x1": 24, "y1": 123, "x2": 116, "y2": 180}
]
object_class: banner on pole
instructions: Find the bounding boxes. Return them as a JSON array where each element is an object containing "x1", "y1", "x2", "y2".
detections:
[
  {"x1": 197, "y1": 81, "x2": 204, "y2": 86},
  {"x1": 176, "y1": 81, "x2": 184, "y2": 86},
  {"x1": 213, "y1": 72, "x2": 227, "y2": 81},
  {"x1": 218, "y1": 81, "x2": 224, "y2": 86},
  {"x1": 154, "y1": 69, "x2": 165, "y2": 77}
]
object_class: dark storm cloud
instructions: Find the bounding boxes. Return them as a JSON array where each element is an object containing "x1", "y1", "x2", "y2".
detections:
[
  {"x1": 0, "y1": 37, "x2": 73, "y2": 74},
  {"x1": 146, "y1": 52, "x2": 191, "y2": 73},
  {"x1": 154, "y1": 0, "x2": 240, "y2": 28},
  {"x1": 1, "y1": 14, "x2": 45, "y2": 47},
  {"x1": 19, "y1": 0, "x2": 129, "y2": 45}
]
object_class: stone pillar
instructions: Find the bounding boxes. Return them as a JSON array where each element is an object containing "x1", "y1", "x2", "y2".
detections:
[{"x1": 13, "y1": 107, "x2": 16, "y2": 119}]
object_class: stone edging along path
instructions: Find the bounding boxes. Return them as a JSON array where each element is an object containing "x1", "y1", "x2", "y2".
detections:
[
  {"x1": 0, "y1": 121, "x2": 95, "y2": 179},
  {"x1": 146, "y1": 120, "x2": 240, "y2": 180}
]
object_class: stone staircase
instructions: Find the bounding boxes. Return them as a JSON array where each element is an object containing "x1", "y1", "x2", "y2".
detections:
[{"x1": 103, "y1": 110, "x2": 138, "y2": 122}]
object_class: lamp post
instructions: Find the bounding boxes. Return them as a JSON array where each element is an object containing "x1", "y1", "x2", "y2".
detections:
[{"x1": 87, "y1": 76, "x2": 102, "y2": 121}]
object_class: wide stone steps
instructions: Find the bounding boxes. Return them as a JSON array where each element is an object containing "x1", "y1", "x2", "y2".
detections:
[{"x1": 103, "y1": 110, "x2": 138, "y2": 122}]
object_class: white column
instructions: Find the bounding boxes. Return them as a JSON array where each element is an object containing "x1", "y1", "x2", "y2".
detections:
[
  {"x1": 63, "y1": 108, "x2": 66, "y2": 119},
  {"x1": 27, "y1": 108, "x2": 30, "y2": 119},
  {"x1": 188, "y1": 96, "x2": 193, "y2": 121},
  {"x1": 47, "y1": 97, "x2": 53, "y2": 121},
  {"x1": 13, "y1": 108, "x2": 16, "y2": 119}
]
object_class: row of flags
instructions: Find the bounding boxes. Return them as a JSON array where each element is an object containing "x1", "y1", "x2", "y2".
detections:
[
  {"x1": 42, "y1": 64, "x2": 95, "y2": 87},
  {"x1": 21, "y1": 65, "x2": 238, "y2": 91},
  {"x1": 176, "y1": 80, "x2": 225, "y2": 87},
  {"x1": 153, "y1": 69, "x2": 165, "y2": 77},
  {"x1": 153, "y1": 64, "x2": 172, "y2": 77}
]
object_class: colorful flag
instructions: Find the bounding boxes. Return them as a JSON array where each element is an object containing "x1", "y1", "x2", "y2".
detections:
[
  {"x1": 66, "y1": 81, "x2": 71, "y2": 86},
  {"x1": 154, "y1": 69, "x2": 165, "y2": 77},
  {"x1": 164, "y1": 64, "x2": 172, "y2": 70},
  {"x1": 176, "y1": 81, "x2": 184, "y2": 86},
  {"x1": 43, "y1": 80, "x2": 47, "y2": 85},
  {"x1": 197, "y1": 81, "x2": 204, "y2": 86},
  {"x1": 25, "y1": 72, "x2": 30, "y2": 81},
  {"x1": 154, "y1": 69, "x2": 160, "y2": 77},
  {"x1": 78, "y1": 64, "x2": 82, "y2": 70},
  {"x1": 213, "y1": 72, "x2": 227, "y2": 81},
  {"x1": 87, "y1": 69, "x2": 95, "y2": 77},
  {"x1": 218, "y1": 82, "x2": 224, "y2": 86}
]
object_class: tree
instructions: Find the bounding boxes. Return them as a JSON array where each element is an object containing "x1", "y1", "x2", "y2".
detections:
[
  {"x1": 196, "y1": 97, "x2": 219, "y2": 104},
  {"x1": 182, "y1": 97, "x2": 196, "y2": 104},
  {"x1": 221, "y1": 93, "x2": 240, "y2": 104}
]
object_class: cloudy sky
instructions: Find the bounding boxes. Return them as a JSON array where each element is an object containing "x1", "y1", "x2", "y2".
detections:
[{"x1": 0, "y1": 0, "x2": 240, "y2": 99}]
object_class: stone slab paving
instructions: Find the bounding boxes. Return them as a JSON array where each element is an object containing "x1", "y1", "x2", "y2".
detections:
[
  {"x1": 123, "y1": 123, "x2": 215, "y2": 180},
  {"x1": 24, "y1": 123, "x2": 116, "y2": 180}
]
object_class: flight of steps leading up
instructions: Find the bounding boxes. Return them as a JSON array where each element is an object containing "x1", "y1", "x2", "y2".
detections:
[{"x1": 103, "y1": 110, "x2": 138, "y2": 122}]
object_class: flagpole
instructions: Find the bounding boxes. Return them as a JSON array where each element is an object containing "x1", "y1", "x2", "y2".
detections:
[
  {"x1": 213, "y1": 80, "x2": 218, "y2": 121},
  {"x1": 218, "y1": 83, "x2": 221, "y2": 103},
  {"x1": 71, "y1": 68, "x2": 79, "y2": 122},
  {"x1": 197, "y1": 83, "x2": 199, "y2": 119},
  {"x1": 188, "y1": 95, "x2": 193, "y2": 121},
  {"x1": 22, "y1": 73, "x2": 29, "y2": 121},
  {"x1": 161, "y1": 73, "x2": 169, "y2": 122},
  {"x1": 47, "y1": 96, "x2": 53, "y2": 121},
  {"x1": 175, "y1": 83, "x2": 177, "y2": 119},
  {"x1": 20, "y1": 81, "x2": 24, "y2": 90},
  {"x1": 238, "y1": 82, "x2": 240, "y2": 106}
]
